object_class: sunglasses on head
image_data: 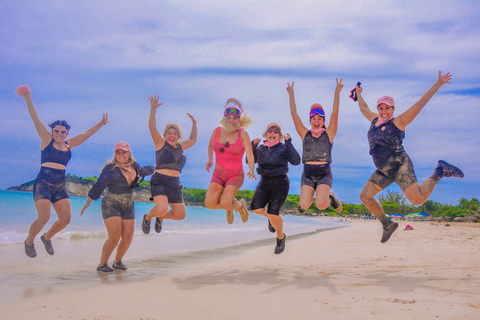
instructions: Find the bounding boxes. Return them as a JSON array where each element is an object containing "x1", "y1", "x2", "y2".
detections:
[
  {"x1": 218, "y1": 141, "x2": 230, "y2": 153},
  {"x1": 267, "y1": 128, "x2": 280, "y2": 134},
  {"x1": 224, "y1": 107, "x2": 241, "y2": 117},
  {"x1": 309, "y1": 108, "x2": 325, "y2": 118},
  {"x1": 53, "y1": 129, "x2": 67, "y2": 134}
]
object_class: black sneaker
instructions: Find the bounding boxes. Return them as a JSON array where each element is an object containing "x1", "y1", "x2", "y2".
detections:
[
  {"x1": 112, "y1": 261, "x2": 127, "y2": 271},
  {"x1": 436, "y1": 160, "x2": 464, "y2": 178},
  {"x1": 329, "y1": 192, "x2": 343, "y2": 213},
  {"x1": 40, "y1": 234, "x2": 54, "y2": 255},
  {"x1": 381, "y1": 221, "x2": 399, "y2": 243},
  {"x1": 268, "y1": 220, "x2": 276, "y2": 233},
  {"x1": 142, "y1": 214, "x2": 151, "y2": 234},
  {"x1": 97, "y1": 264, "x2": 114, "y2": 273},
  {"x1": 298, "y1": 205, "x2": 305, "y2": 214},
  {"x1": 24, "y1": 240, "x2": 37, "y2": 258},
  {"x1": 274, "y1": 234, "x2": 286, "y2": 254},
  {"x1": 155, "y1": 217, "x2": 163, "y2": 233}
]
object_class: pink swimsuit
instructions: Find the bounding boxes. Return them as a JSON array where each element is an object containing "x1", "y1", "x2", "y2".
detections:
[{"x1": 210, "y1": 127, "x2": 245, "y2": 188}]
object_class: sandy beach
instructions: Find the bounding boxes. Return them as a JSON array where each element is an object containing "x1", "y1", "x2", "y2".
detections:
[{"x1": 1, "y1": 219, "x2": 479, "y2": 320}]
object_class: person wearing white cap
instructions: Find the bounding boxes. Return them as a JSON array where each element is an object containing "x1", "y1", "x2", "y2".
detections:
[
  {"x1": 205, "y1": 98, "x2": 256, "y2": 224},
  {"x1": 355, "y1": 71, "x2": 464, "y2": 243},
  {"x1": 287, "y1": 78, "x2": 344, "y2": 215},
  {"x1": 81, "y1": 142, "x2": 154, "y2": 272},
  {"x1": 250, "y1": 122, "x2": 300, "y2": 254}
]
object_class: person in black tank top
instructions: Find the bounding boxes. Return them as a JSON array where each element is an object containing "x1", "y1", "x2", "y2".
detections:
[
  {"x1": 355, "y1": 71, "x2": 464, "y2": 244},
  {"x1": 287, "y1": 78, "x2": 344, "y2": 216},
  {"x1": 16, "y1": 85, "x2": 108, "y2": 258},
  {"x1": 141, "y1": 95, "x2": 197, "y2": 235}
]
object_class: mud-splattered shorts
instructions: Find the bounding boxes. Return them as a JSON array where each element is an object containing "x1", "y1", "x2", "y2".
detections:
[
  {"x1": 250, "y1": 175, "x2": 290, "y2": 215},
  {"x1": 301, "y1": 164, "x2": 333, "y2": 189},
  {"x1": 101, "y1": 192, "x2": 135, "y2": 220},
  {"x1": 150, "y1": 172, "x2": 184, "y2": 203},
  {"x1": 33, "y1": 167, "x2": 69, "y2": 203}
]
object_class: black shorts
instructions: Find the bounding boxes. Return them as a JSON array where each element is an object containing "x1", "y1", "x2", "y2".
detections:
[
  {"x1": 301, "y1": 164, "x2": 333, "y2": 189},
  {"x1": 369, "y1": 145, "x2": 418, "y2": 190},
  {"x1": 250, "y1": 175, "x2": 290, "y2": 215},
  {"x1": 101, "y1": 192, "x2": 135, "y2": 220},
  {"x1": 150, "y1": 173, "x2": 184, "y2": 204},
  {"x1": 33, "y1": 167, "x2": 69, "y2": 203}
]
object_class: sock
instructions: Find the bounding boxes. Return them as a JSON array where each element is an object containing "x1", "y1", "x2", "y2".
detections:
[
  {"x1": 377, "y1": 213, "x2": 391, "y2": 227},
  {"x1": 430, "y1": 167, "x2": 443, "y2": 183}
]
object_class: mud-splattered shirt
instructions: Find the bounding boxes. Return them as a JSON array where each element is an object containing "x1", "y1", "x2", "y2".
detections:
[
  {"x1": 155, "y1": 143, "x2": 186, "y2": 172},
  {"x1": 302, "y1": 130, "x2": 332, "y2": 164},
  {"x1": 367, "y1": 117, "x2": 405, "y2": 155},
  {"x1": 252, "y1": 139, "x2": 301, "y2": 177}
]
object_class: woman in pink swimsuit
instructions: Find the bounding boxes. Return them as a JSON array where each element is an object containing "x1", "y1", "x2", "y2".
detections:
[{"x1": 205, "y1": 98, "x2": 256, "y2": 224}]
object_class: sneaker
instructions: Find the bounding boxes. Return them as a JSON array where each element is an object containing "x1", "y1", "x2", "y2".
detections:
[
  {"x1": 329, "y1": 192, "x2": 343, "y2": 213},
  {"x1": 154, "y1": 217, "x2": 163, "y2": 233},
  {"x1": 436, "y1": 160, "x2": 464, "y2": 178},
  {"x1": 226, "y1": 210, "x2": 234, "y2": 224},
  {"x1": 298, "y1": 205, "x2": 305, "y2": 214},
  {"x1": 381, "y1": 221, "x2": 399, "y2": 243},
  {"x1": 142, "y1": 214, "x2": 151, "y2": 234},
  {"x1": 24, "y1": 240, "x2": 37, "y2": 258},
  {"x1": 40, "y1": 234, "x2": 54, "y2": 255},
  {"x1": 274, "y1": 234, "x2": 286, "y2": 254},
  {"x1": 268, "y1": 220, "x2": 276, "y2": 233},
  {"x1": 237, "y1": 199, "x2": 249, "y2": 223},
  {"x1": 112, "y1": 260, "x2": 127, "y2": 271},
  {"x1": 97, "y1": 264, "x2": 114, "y2": 273}
]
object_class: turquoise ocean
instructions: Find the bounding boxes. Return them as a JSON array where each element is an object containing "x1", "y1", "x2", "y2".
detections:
[{"x1": 0, "y1": 189, "x2": 347, "y2": 305}]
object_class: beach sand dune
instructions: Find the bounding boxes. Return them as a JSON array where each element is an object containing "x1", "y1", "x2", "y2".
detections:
[{"x1": 2, "y1": 221, "x2": 480, "y2": 320}]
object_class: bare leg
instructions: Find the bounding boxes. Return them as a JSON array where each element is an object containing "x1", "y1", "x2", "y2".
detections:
[
  {"x1": 252, "y1": 208, "x2": 268, "y2": 217},
  {"x1": 205, "y1": 183, "x2": 224, "y2": 210},
  {"x1": 359, "y1": 182, "x2": 384, "y2": 218},
  {"x1": 299, "y1": 185, "x2": 315, "y2": 211},
  {"x1": 314, "y1": 184, "x2": 331, "y2": 210},
  {"x1": 219, "y1": 185, "x2": 243, "y2": 211},
  {"x1": 45, "y1": 198, "x2": 72, "y2": 240},
  {"x1": 268, "y1": 214, "x2": 284, "y2": 239},
  {"x1": 403, "y1": 179, "x2": 438, "y2": 206},
  {"x1": 26, "y1": 199, "x2": 52, "y2": 243},
  {"x1": 162, "y1": 203, "x2": 186, "y2": 221},
  {"x1": 100, "y1": 217, "x2": 122, "y2": 266},
  {"x1": 114, "y1": 219, "x2": 135, "y2": 263},
  {"x1": 146, "y1": 195, "x2": 169, "y2": 221}
]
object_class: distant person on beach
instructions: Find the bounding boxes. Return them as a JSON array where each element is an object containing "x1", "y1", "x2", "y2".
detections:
[
  {"x1": 250, "y1": 122, "x2": 301, "y2": 254},
  {"x1": 16, "y1": 85, "x2": 108, "y2": 258},
  {"x1": 287, "y1": 78, "x2": 344, "y2": 215},
  {"x1": 205, "y1": 98, "x2": 256, "y2": 224},
  {"x1": 141, "y1": 95, "x2": 197, "y2": 234},
  {"x1": 355, "y1": 71, "x2": 464, "y2": 243},
  {"x1": 80, "y1": 142, "x2": 154, "y2": 272}
]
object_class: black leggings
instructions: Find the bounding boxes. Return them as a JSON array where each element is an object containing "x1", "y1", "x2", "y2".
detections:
[{"x1": 250, "y1": 175, "x2": 290, "y2": 215}]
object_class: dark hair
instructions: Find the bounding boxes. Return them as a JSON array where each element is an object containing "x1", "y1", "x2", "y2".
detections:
[{"x1": 49, "y1": 120, "x2": 71, "y2": 131}]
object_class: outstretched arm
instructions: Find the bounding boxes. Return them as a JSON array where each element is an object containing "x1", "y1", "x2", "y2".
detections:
[
  {"x1": 326, "y1": 78, "x2": 343, "y2": 142},
  {"x1": 356, "y1": 85, "x2": 378, "y2": 122},
  {"x1": 394, "y1": 71, "x2": 452, "y2": 130},
  {"x1": 181, "y1": 113, "x2": 197, "y2": 150},
  {"x1": 68, "y1": 113, "x2": 108, "y2": 148},
  {"x1": 148, "y1": 95, "x2": 165, "y2": 149},
  {"x1": 17, "y1": 86, "x2": 51, "y2": 145},
  {"x1": 287, "y1": 82, "x2": 308, "y2": 140}
]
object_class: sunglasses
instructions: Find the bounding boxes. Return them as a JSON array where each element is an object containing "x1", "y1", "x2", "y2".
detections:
[
  {"x1": 309, "y1": 108, "x2": 325, "y2": 118},
  {"x1": 267, "y1": 128, "x2": 280, "y2": 134},
  {"x1": 53, "y1": 129, "x2": 67, "y2": 134},
  {"x1": 116, "y1": 150, "x2": 128, "y2": 155},
  {"x1": 218, "y1": 141, "x2": 230, "y2": 153},
  {"x1": 224, "y1": 107, "x2": 241, "y2": 117}
]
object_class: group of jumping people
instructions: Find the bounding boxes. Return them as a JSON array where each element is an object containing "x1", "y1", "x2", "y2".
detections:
[{"x1": 16, "y1": 70, "x2": 464, "y2": 272}]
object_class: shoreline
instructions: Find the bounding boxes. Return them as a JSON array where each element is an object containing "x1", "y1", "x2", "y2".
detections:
[{"x1": 2, "y1": 219, "x2": 480, "y2": 319}]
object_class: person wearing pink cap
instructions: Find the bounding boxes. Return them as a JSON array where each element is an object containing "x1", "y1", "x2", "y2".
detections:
[
  {"x1": 16, "y1": 85, "x2": 108, "y2": 258},
  {"x1": 141, "y1": 95, "x2": 197, "y2": 235},
  {"x1": 205, "y1": 98, "x2": 256, "y2": 224},
  {"x1": 287, "y1": 78, "x2": 344, "y2": 215},
  {"x1": 250, "y1": 122, "x2": 300, "y2": 254},
  {"x1": 81, "y1": 142, "x2": 154, "y2": 272},
  {"x1": 355, "y1": 71, "x2": 464, "y2": 243}
]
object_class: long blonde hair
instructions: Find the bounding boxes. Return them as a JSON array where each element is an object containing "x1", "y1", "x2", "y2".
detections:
[
  {"x1": 101, "y1": 150, "x2": 136, "y2": 171},
  {"x1": 220, "y1": 112, "x2": 253, "y2": 132}
]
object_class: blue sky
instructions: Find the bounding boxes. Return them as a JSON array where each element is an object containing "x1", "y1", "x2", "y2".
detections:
[{"x1": 1, "y1": 0, "x2": 479, "y2": 205}]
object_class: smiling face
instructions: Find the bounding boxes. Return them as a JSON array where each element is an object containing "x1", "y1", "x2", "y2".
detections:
[
  {"x1": 52, "y1": 125, "x2": 68, "y2": 143},
  {"x1": 265, "y1": 126, "x2": 281, "y2": 143},
  {"x1": 309, "y1": 114, "x2": 325, "y2": 130},
  {"x1": 115, "y1": 149, "x2": 131, "y2": 164},
  {"x1": 165, "y1": 128, "x2": 179, "y2": 146},
  {"x1": 377, "y1": 103, "x2": 395, "y2": 121},
  {"x1": 225, "y1": 114, "x2": 240, "y2": 128}
]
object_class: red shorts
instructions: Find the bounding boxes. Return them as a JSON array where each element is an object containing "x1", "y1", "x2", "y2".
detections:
[{"x1": 210, "y1": 165, "x2": 244, "y2": 189}]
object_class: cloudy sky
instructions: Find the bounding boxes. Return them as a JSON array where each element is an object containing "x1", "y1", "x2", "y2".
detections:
[{"x1": 1, "y1": 0, "x2": 479, "y2": 205}]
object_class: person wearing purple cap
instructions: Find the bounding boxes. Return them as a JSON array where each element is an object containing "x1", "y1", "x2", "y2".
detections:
[
  {"x1": 81, "y1": 142, "x2": 154, "y2": 272},
  {"x1": 287, "y1": 78, "x2": 344, "y2": 215},
  {"x1": 355, "y1": 71, "x2": 464, "y2": 243},
  {"x1": 16, "y1": 85, "x2": 108, "y2": 258},
  {"x1": 250, "y1": 122, "x2": 300, "y2": 254}
]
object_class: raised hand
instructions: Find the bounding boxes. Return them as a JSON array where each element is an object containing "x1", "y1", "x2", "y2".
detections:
[
  {"x1": 437, "y1": 71, "x2": 452, "y2": 85},
  {"x1": 187, "y1": 112, "x2": 196, "y2": 123},
  {"x1": 101, "y1": 112, "x2": 109, "y2": 125},
  {"x1": 148, "y1": 95, "x2": 163, "y2": 110},
  {"x1": 284, "y1": 133, "x2": 291, "y2": 141},
  {"x1": 286, "y1": 82, "x2": 295, "y2": 96},
  {"x1": 335, "y1": 78, "x2": 344, "y2": 94}
]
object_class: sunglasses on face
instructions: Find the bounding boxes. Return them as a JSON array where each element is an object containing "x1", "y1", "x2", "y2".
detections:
[
  {"x1": 309, "y1": 108, "x2": 325, "y2": 117},
  {"x1": 218, "y1": 141, "x2": 230, "y2": 153},
  {"x1": 267, "y1": 128, "x2": 280, "y2": 134},
  {"x1": 116, "y1": 150, "x2": 128, "y2": 155},
  {"x1": 224, "y1": 107, "x2": 241, "y2": 117},
  {"x1": 53, "y1": 129, "x2": 67, "y2": 134}
]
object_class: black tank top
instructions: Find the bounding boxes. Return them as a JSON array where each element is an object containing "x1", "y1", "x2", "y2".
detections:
[
  {"x1": 302, "y1": 130, "x2": 332, "y2": 164},
  {"x1": 155, "y1": 143, "x2": 186, "y2": 172},
  {"x1": 41, "y1": 139, "x2": 72, "y2": 166},
  {"x1": 367, "y1": 117, "x2": 405, "y2": 154}
]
